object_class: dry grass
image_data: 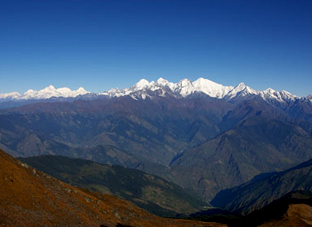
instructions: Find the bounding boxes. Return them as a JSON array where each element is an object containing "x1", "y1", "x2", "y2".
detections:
[{"x1": 0, "y1": 149, "x2": 225, "y2": 227}]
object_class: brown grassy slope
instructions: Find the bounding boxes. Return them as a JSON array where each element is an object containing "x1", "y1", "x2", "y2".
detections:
[
  {"x1": 259, "y1": 204, "x2": 312, "y2": 227},
  {"x1": 0, "y1": 149, "x2": 224, "y2": 227}
]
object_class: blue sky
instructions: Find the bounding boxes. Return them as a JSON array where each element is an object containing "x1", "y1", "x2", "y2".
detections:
[{"x1": 1, "y1": 0, "x2": 312, "y2": 96}]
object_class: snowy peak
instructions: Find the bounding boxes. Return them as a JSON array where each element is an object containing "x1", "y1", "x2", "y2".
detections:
[
  {"x1": 225, "y1": 82, "x2": 258, "y2": 99},
  {"x1": 24, "y1": 85, "x2": 89, "y2": 99},
  {"x1": 0, "y1": 77, "x2": 301, "y2": 104},
  {"x1": 0, "y1": 92, "x2": 21, "y2": 100},
  {"x1": 105, "y1": 77, "x2": 241, "y2": 99},
  {"x1": 134, "y1": 79, "x2": 149, "y2": 90},
  {"x1": 260, "y1": 88, "x2": 297, "y2": 103},
  {"x1": 156, "y1": 77, "x2": 169, "y2": 85},
  {"x1": 192, "y1": 78, "x2": 234, "y2": 98},
  {"x1": 112, "y1": 77, "x2": 299, "y2": 103},
  {"x1": 174, "y1": 78, "x2": 228, "y2": 97},
  {"x1": 176, "y1": 79, "x2": 194, "y2": 97},
  {"x1": 0, "y1": 85, "x2": 89, "y2": 100}
]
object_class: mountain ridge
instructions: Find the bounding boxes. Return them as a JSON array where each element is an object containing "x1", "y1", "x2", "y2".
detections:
[
  {"x1": 1, "y1": 77, "x2": 312, "y2": 204},
  {"x1": 0, "y1": 77, "x2": 301, "y2": 104},
  {"x1": 0, "y1": 85, "x2": 88, "y2": 101},
  {"x1": 210, "y1": 157, "x2": 312, "y2": 215}
]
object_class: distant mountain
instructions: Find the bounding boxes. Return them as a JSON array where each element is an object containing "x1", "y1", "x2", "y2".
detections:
[
  {"x1": 0, "y1": 148, "x2": 224, "y2": 227},
  {"x1": 104, "y1": 77, "x2": 300, "y2": 105},
  {"x1": 0, "y1": 95, "x2": 234, "y2": 167},
  {"x1": 0, "y1": 85, "x2": 88, "y2": 100},
  {"x1": 0, "y1": 77, "x2": 300, "y2": 105},
  {"x1": 211, "y1": 158, "x2": 312, "y2": 215},
  {"x1": 1, "y1": 77, "x2": 312, "y2": 202},
  {"x1": 169, "y1": 99, "x2": 312, "y2": 201},
  {"x1": 20, "y1": 155, "x2": 208, "y2": 217}
]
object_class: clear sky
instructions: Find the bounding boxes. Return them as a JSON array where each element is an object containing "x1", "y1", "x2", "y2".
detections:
[{"x1": 1, "y1": 0, "x2": 311, "y2": 96}]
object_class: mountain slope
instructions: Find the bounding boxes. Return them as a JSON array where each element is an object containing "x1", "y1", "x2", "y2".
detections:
[
  {"x1": 0, "y1": 148, "x2": 224, "y2": 227},
  {"x1": 1, "y1": 91, "x2": 312, "y2": 202},
  {"x1": 0, "y1": 95, "x2": 233, "y2": 167},
  {"x1": 20, "y1": 155, "x2": 208, "y2": 217},
  {"x1": 1, "y1": 78, "x2": 312, "y2": 203},
  {"x1": 190, "y1": 191, "x2": 312, "y2": 227},
  {"x1": 170, "y1": 114, "x2": 312, "y2": 201},
  {"x1": 211, "y1": 158, "x2": 312, "y2": 215},
  {"x1": 241, "y1": 191, "x2": 312, "y2": 227}
]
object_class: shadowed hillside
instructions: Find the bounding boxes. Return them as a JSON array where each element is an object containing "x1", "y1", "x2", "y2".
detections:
[
  {"x1": 20, "y1": 155, "x2": 208, "y2": 217},
  {"x1": 0, "y1": 149, "x2": 225, "y2": 227},
  {"x1": 170, "y1": 115, "x2": 312, "y2": 201},
  {"x1": 191, "y1": 191, "x2": 312, "y2": 227},
  {"x1": 211, "y1": 158, "x2": 312, "y2": 215},
  {"x1": 239, "y1": 191, "x2": 312, "y2": 227}
]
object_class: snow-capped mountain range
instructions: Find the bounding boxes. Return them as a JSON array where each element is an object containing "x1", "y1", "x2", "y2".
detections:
[
  {"x1": 0, "y1": 77, "x2": 304, "y2": 103},
  {"x1": 0, "y1": 85, "x2": 88, "y2": 100},
  {"x1": 103, "y1": 77, "x2": 300, "y2": 103}
]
